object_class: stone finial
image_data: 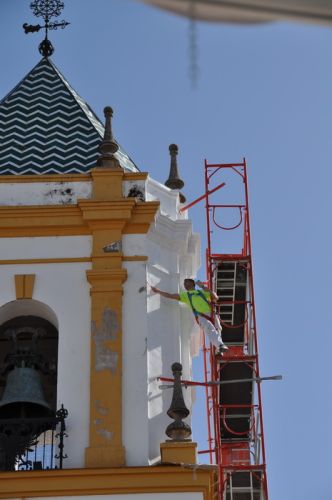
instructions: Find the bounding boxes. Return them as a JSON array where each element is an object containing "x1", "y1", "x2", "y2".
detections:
[
  {"x1": 165, "y1": 144, "x2": 186, "y2": 203},
  {"x1": 165, "y1": 362, "x2": 192, "y2": 441},
  {"x1": 96, "y1": 106, "x2": 121, "y2": 169}
]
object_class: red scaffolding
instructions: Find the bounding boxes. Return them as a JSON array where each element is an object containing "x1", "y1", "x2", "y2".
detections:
[{"x1": 201, "y1": 159, "x2": 268, "y2": 500}]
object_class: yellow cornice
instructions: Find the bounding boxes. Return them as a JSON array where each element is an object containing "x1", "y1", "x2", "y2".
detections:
[
  {"x1": 0, "y1": 172, "x2": 148, "y2": 184},
  {"x1": 86, "y1": 268, "x2": 128, "y2": 293},
  {"x1": 0, "y1": 205, "x2": 87, "y2": 237},
  {"x1": 0, "y1": 256, "x2": 147, "y2": 265},
  {"x1": 0, "y1": 200, "x2": 159, "y2": 237},
  {"x1": 123, "y1": 255, "x2": 148, "y2": 261},
  {"x1": 0, "y1": 465, "x2": 217, "y2": 499},
  {"x1": 124, "y1": 172, "x2": 148, "y2": 180},
  {"x1": 87, "y1": 269, "x2": 128, "y2": 282},
  {"x1": 0, "y1": 257, "x2": 91, "y2": 265},
  {"x1": 124, "y1": 201, "x2": 159, "y2": 234},
  {"x1": 78, "y1": 199, "x2": 136, "y2": 225},
  {"x1": 0, "y1": 174, "x2": 91, "y2": 183}
]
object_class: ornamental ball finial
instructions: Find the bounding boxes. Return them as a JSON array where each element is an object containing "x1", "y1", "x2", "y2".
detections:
[{"x1": 104, "y1": 106, "x2": 113, "y2": 118}]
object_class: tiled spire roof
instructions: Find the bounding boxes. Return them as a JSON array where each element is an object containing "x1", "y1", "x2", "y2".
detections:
[{"x1": 0, "y1": 58, "x2": 139, "y2": 175}]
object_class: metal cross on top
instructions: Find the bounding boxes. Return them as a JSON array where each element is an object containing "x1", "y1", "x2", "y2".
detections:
[{"x1": 23, "y1": 0, "x2": 70, "y2": 57}]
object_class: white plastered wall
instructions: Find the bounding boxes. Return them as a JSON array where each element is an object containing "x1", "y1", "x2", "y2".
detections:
[
  {"x1": 0, "y1": 236, "x2": 92, "y2": 468},
  {"x1": 122, "y1": 178, "x2": 200, "y2": 466},
  {"x1": 0, "y1": 182, "x2": 92, "y2": 205},
  {"x1": 0, "y1": 176, "x2": 201, "y2": 469}
]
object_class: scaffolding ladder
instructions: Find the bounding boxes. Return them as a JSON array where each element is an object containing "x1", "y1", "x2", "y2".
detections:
[{"x1": 202, "y1": 159, "x2": 268, "y2": 500}]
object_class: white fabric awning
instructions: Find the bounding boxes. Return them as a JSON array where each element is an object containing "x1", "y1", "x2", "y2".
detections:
[{"x1": 139, "y1": 0, "x2": 332, "y2": 26}]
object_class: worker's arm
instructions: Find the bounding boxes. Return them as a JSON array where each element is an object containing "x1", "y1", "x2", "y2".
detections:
[
  {"x1": 196, "y1": 280, "x2": 218, "y2": 301},
  {"x1": 150, "y1": 286, "x2": 180, "y2": 301}
]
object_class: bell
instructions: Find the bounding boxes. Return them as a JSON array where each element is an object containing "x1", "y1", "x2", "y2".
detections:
[{"x1": 0, "y1": 367, "x2": 53, "y2": 419}]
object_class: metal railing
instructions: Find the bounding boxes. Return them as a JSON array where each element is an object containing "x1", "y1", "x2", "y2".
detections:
[{"x1": 0, "y1": 405, "x2": 68, "y2": 471}]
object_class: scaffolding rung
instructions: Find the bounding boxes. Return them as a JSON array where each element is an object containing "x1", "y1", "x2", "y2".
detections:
[{"x1": 226, "y1": 487, "x2": 262, "y2": 493}]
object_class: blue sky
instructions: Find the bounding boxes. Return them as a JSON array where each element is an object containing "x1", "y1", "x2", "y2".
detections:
[{"x1": 1, "y1": 1, "x2": 332, "y2": 498}]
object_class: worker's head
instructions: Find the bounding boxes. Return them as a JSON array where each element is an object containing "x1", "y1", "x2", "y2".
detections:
[{"x1": 184, "y1": 278, "x2": 196, "y2": 290}]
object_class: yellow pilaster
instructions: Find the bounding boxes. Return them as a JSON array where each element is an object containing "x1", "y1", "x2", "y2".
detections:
[
  {"x1": 91, "y1": 167, "x2": 124, "y2": 200},
  {"x1": 85, "y1": 268, "x2": 127, "y2": 468},
  {"x1": 82, "y1": 168, "x2": 158, "y2": 468}
]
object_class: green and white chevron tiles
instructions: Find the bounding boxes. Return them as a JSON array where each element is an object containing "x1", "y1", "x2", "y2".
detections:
[{"x1": 0, "y1": 57, "x2": 138, "y2": 175}]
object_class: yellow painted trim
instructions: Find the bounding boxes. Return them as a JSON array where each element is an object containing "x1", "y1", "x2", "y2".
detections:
[
  {"x1": 0, "y1": 200, "x2": 159, "y2": 238},
  {"x1": 123, "y1": 255, "x2": 148, "y2": 261},
  {"x1": 23, "y1": 274, "x2": 35, "y2": 298},
  {"x1": 160, "y1": 441, "x2": 198, "y2": 464},
  {"x1": 85, "y1": 268, "x2": 128, "y2": 467},
  {"x1": 0, "y1": 205, "x2": 88, "y2": 237},
  {"x1": 91, "y1": 168, "x2": 124, "y2": 200},
  {"x1": 14, "y1": 275, "x2": 24, "y2": 299},
  {"x1": 123, "y1": 201, "x2": 159, "y2": 234},
  {"x1": 0, "y1": 258, "x2": 91, "y2": 265},
  {"x1": 0, "y1": 465, "x2": 217, "y2": 500},
  {"x1": 0, "y1": 172, "x2": 147, "y2": 183},
  {"x1": 86, "y1": 268, "x2": 128, "y2": 288},
  {"x1": 78, "y1": 198, "x2": 136, "y2": 224},
  {"x1": 0, "y1": 174, "x2": 91, "y2": 183},
  {"x1": 14, "y1": 274, "x2": 35, "y2": 299},
  {"x1": 0, "y1": 256, "x2": 146, "y2": 265},
  {"x1": 124, "y1": 172, "x2": 149, "y2": 180},
  {"x1": 0, "y1": 227, "x2": 90, "y2": 237}
]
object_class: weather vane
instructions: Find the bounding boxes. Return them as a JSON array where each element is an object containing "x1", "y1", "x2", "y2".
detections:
[{"x1": 23, "y1": 0, "x2": 70, "y2": 57}]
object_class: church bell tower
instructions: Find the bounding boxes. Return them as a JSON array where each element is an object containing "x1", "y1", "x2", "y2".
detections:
[{"x1": 0, "y1": 2, "x2": 217, "y2": 499}]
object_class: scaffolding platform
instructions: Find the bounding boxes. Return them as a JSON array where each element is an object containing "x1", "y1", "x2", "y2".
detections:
[
  {"x1": 201, "y1": 159, "x2": 268, "y2": 500},
  {"x1": 219, "y1": 359, "x2": 254, "y2": 440},
  {"x1": 223, "y1": 468, "x2": 265, "y2": 500}
]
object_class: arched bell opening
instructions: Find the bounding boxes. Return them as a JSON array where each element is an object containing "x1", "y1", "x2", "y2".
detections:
[
  {"x1": 0, "y1": 314, "x2": 58, "y2": 417},
  {"x1": 0, "y1": 300, "x2": 64, "y2": 471}
]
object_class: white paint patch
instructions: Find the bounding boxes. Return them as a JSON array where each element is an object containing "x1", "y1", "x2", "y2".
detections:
[
  {"x1": 92, "y1": 307, "x2": 119, "y2": 373},
  {"x1": 95, "y1": 401, "x2": 109, "y2": 416},
  {"x1": 96, "y1": 428, "x2": 114, "y2": 441},
  {"x1": 0, "y1": 181, "x2": 92, "y2": 206}
]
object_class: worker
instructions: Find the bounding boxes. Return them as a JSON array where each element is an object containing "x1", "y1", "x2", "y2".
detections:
[{"x1": 150, "y1": 278, "x2": 229, "y2": 353}]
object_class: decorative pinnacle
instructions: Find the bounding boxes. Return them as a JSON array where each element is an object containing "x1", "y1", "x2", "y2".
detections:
[
  {"x1": 165, "y1": 362, "x2": 192, "y2": 441},
  {"x1": 23, "y1": 0, "x2": 70, "y2": 57},
  {"x1": 165, "y1": 144, "x2": 186, "y2": 203},
  {"x1": 96, "y1": 107, "x2": 121, "y2": 169}
]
